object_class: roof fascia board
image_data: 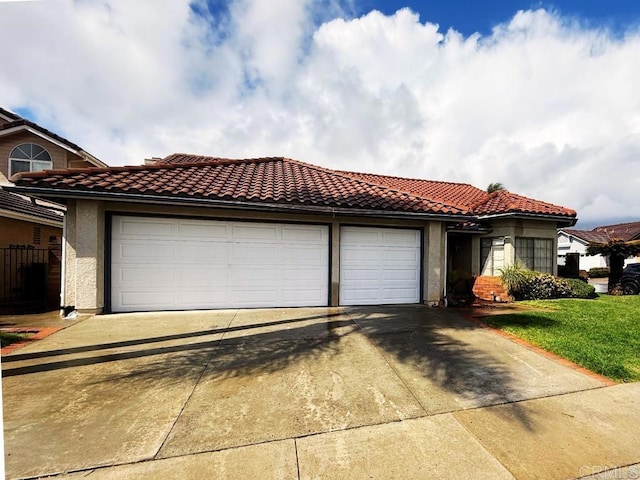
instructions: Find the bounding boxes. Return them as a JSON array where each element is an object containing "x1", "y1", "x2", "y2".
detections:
[
  {"x1": 478, "y1": 212, "x2": 577, "y2": 227},
  {"x1": 0, "y1": 125, "x2": 106, "y2": 167},
  {"x1": 0, "y1": 208, "x2": 63, "y2": 227},
  {"x1": 0, "y1": 125, "x2": 82, "y2": 155},
  {"x1": 4, "y1": 185, "x2": 471, "y2": 222}
]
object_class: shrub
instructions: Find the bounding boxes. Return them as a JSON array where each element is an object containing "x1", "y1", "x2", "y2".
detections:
[
  {"x1": 501, "y1": 264, "x2": 598, "y2": 300},
  {"x1": 516, "y1": 273, "x2": 572, "y2": 300},
  {"x1": 563, "y1": 278, "x2": 597, "y2": 299},
  {"x1": 499, "y1": 262, "x2": 534, "y2": 296},
  {"x1": 588, "y1": 267, "x2": 610, "y2": 278}
]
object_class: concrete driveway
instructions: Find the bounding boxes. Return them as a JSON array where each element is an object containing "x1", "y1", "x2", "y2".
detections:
[{"x1": 2, "y1": 306, "x2": 639, "y2": 479}]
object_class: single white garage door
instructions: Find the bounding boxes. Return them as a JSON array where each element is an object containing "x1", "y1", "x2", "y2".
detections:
[
  {"x1": 110, "y1": 216, "x2": 329, "y2": 312},
  {"x1": 340, "y1": 226, "x2": 421, "y2": 305}
]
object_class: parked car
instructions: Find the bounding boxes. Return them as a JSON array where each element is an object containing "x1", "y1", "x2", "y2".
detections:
[{"x1": 621, "y1": 264, "x2": 640, "y2": 295}]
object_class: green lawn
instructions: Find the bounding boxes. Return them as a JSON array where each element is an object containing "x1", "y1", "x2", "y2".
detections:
[{"x1": 481, "y1": 295, "x2": 640, "y2": 383}]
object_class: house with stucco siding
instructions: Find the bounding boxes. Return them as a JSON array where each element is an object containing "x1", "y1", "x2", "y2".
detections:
[{"x1": 6, "y1": 153, "x2": 576, "y2": 314}]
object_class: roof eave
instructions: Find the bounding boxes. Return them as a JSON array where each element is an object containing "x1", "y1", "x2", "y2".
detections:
[
  {"x1": 4, "y1": 185, "x2": 472, "y2": 222},
  {"x1": 0, "y1": 124, "x2": 105, "y2": 167},
  {"x1": 0, "y1": 207, "x2": 63, "y2": 227}
]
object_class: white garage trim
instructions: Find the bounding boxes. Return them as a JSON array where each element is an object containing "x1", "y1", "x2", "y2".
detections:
[
  {"x1": 339, "y1": 226, "x2": 422, "y2": 305},
  {"x1": 109, "y1": 215, "x2": 329, "y2": 312}
]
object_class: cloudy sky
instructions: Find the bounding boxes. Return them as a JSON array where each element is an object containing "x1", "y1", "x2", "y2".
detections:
[{"x1": 1, "y1": 0, "x2": 640, "y2": 227}]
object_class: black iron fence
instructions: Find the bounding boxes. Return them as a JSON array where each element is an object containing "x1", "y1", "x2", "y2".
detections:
[{"x1": 0, "y1": 248, "x2": 49, "y2": 312}]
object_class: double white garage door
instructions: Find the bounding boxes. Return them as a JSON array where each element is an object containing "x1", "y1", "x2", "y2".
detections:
[{"x1": 110, "y1": 216, "x2": 421, "y2": 312}]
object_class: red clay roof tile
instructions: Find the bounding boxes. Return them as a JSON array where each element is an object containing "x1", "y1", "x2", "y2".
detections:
[{"x1": 10, "y1": 154, "x2": 576, "y2": 220}]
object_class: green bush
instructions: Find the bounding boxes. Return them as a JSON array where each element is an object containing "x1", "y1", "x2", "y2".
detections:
[
  {"x1": 501, "y1": 264, "x2": 598, "y2": 300},
  {"x1": 563, "y1": 278, "x2": 597, "y2": 299},
  {"x1": 516, "y1": 273, "x2": 572, "y2": 300},
  {"x1": 499, "y1": 262, "x2": 535, "y2": 295},
  {"x1": 588, "y1": 267, "x2": 610, "y2": 278}
]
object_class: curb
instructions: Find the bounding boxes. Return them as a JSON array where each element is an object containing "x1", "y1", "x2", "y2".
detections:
[{"x1": 1, "y1": 327, "x2": 62, "y2": 356}]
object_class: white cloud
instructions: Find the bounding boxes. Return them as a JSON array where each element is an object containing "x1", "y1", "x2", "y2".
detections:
[{"x1": 1, "y1": 1, "x2": 639, "y2": 224}]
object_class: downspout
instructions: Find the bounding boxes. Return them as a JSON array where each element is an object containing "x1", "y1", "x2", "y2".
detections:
[{"x1": 60, "y1": 214, "x2": 66, "y2": 316}]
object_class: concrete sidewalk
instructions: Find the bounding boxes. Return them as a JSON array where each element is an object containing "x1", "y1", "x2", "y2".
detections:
[{"x1": 2, "y1": 306, "x2": 638, "y2": 479}]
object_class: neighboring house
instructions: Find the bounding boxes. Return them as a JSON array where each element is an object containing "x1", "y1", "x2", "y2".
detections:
[
  {"x1": 6, "y1": 154, "x2": 576, "y2": 314},
  {"x1": 558, "y1": 221, "x2": 640, "y2": 271},
  {"x1": 0, "y1": 107, "x2": 107, "y2": 312}
]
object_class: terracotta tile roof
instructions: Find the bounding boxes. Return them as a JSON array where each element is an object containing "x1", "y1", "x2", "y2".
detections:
[
  {"x1": 592, "y1": 221, "x2": 640, "y2": 241},
  {"x1": 471, "y1": 190, "x2": 576, "y2": 217},
  {"x1": 561, "y1": 229, "x2": 610, "y2": 244},
  {"x1": 334, "y1": 171, "x2": 487, "y2": 211},
  {"x1": 0, "y1": 189, "x2": 63, "y2": 223},
  {"x1": 9, "y1": 154, "x2": 577, "y2": 220},
  {"x1": 564, "y1": 221, "x2": 640, "y2": 243},
  {"x1": 336, "y1": 170, "x2": 575, "y2": 218}
]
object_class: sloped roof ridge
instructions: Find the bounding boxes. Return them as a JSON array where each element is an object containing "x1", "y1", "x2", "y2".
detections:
[
  {"x1": 9, "y1": 156, "x2": 283, "y2": 183},
  {"x1": 161, "y1": 153, "x2": 284, "y2": 166},
  {"x1": 592, "y1": 220, "x2": 640, "y2": 231},
  {"x1": 0, "y1": 118, "x2": 83, "y2": 151},
  {"x1": 336, "y1": 168, "x2": 477, "y2": 188},
  {"x1": 468, "y1": 189, "x2": 501, "y2": 211},
  {"x1": 334, "y1": 168, "x2": 487, "y2": 212},
  {"x1": 0, "y1": 107, "x2": 21, "y2": 121},
  {"x1": 283, "y1": 158, "x2": 471, "y2": 214}
]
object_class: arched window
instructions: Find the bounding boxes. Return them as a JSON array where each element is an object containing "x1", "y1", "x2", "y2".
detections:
[{"x1": 9, "y1": 143, "x2": 52, "y2": 176}]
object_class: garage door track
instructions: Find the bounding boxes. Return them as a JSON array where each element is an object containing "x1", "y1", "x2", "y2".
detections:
[{"x1": 2, "y1": 306, "x2": 639, "y2": 479}]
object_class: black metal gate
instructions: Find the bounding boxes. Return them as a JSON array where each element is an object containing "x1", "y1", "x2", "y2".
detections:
[{"x1": 0, "y1": 248, "x2": 49, "y2": 313}]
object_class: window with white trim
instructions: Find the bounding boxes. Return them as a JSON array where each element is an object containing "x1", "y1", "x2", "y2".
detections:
[
  {"x1": 9, "y1": 143, "x2": 52, "y2": 176},
  {"x1": 516, "y1": 237, "x2": 553, "y2": 273}
]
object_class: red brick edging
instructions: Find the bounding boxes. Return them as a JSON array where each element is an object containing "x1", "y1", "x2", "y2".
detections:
[
  {"x1": 463, "y1": 313, "x2": 617, "y2": 386},
  {"x1": 1, "y1": 327, "x2": 62, "y2": 356}
]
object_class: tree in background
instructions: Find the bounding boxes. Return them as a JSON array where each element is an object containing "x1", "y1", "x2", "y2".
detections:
[
  {"x1": 586, "y1": 239, "x2": 640, "y2": 293},
  {"x1": 487, "y1": 182, "x2": 506, "y2": 193}
]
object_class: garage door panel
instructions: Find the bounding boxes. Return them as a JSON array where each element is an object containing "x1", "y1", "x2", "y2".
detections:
[
  {"x1": 341, "y1": 229, "x2": 380, "y2": 244},
  {"x1": 282, "y1": 288, "x2": 326, "y2": 303},
  {"x1": 232, "y1": 224, "x2": 279, "y2": 241},
  {"x1": 282, "y1": 267, "x2": 326, "y2": 282},
  {"x1": 118, "y1": 266, "x2": 174, "y2": 284},
  {"x1": 177, "y1": 289, "x2": 229, "y2": 306},
  {"x1": 177, "y1": 222, "x2": 228, "y2": 239},
  {"x1": 382, "y1": 269, "x2": 419, "y2": 281},
  {"x1": 176, "y1": 267, "x2": 228, "y2": 287},
  {"x1": 176, "y1": 244, "x2": 229, "y2": 261},
  {"x1": 120, "y1": 219, "x2": 174, "y2": 237},
  {"x1": 117, "y1": 243, "x2": 175, "y2": 260},
  {"x1": 340, "y1": 226, "x2": 421, "y2": 305},
  {"x1": 230, "y1": 244, "x2": 275, "y2": 263},
  {"x1": 118, "y1": 291, "x2": 175, "y2": 308},
  {"x1": 341, "y1": 248, "x2": 379, "y2": 263},
  {"x1": 111, "y1": 216, "x2": 328, "y2": 312},
  {"x1": 280, "y1": 246, "x2": 327, "y2": 263},
  {"x1": 342, "y1": 268, "x2": 381, "y2": 281},
  {"x1": 382, "y1": 230, "x2": 420, "y2": 246},
  {"x1": 281, "y1": 226, "x2": 326, "y2": 242}
]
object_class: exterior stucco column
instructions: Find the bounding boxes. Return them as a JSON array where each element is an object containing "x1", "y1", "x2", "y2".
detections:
[
  {"x1": 63, "y1": 200, "x2": 77, "y2": 310},
  {"x1": 74, "y1": 200, "x2": 105, "y2": 314},
  {"x1": 330, "y1": 221, "x2": 340, "y2": 306},
  {"x1": 424, "y1": 222, "x2": 445, "y2": 306}
]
